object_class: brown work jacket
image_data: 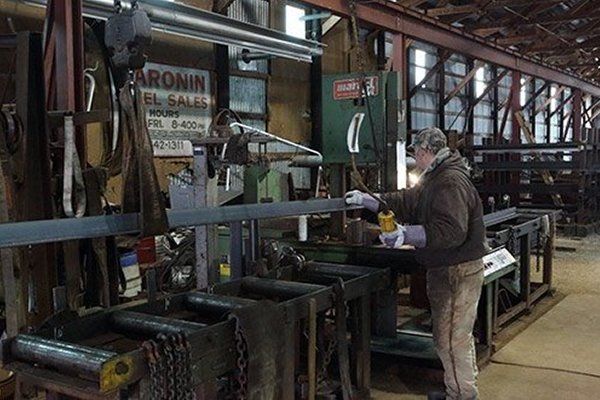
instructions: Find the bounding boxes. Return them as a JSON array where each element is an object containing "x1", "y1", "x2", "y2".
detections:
[{"x1": 381, "y1": 151, "x2": 486, "y2": 268}]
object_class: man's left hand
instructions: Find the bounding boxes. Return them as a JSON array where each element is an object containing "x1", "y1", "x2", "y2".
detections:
[{"x1": 379, "y1": 225, "x2": 406, "y2": 249}]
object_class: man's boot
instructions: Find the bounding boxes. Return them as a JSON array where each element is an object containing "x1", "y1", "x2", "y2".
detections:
[{"x1": 427, "y1": 391, "x2": 446, "y2": 400}]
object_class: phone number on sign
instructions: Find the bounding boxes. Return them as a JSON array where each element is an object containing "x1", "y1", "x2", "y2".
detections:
[
  {"x1": 170, "y1": 119, "x2": 204, "y2": 130},
  {"x1": 152, "y1": 140, "x2": 187, "y2": 150}
]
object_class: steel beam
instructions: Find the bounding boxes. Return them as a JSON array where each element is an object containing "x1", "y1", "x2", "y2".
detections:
[
  {"x1": 0, "y1": 199, "x2": 360, "y2": 248},
  {"x1": 298, "y1": 0, "x2": 600, "y2": 96},
  {"x1": 483, "y1": 207, "x2": 517, "y2": 227},
  {"x1": 573, "y1": 89, "x2": 583, "y2": 141}
]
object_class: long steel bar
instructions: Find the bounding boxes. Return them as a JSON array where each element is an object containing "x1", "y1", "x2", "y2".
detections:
[
  {"x1": 1, "y1": 0, "x2": 322, "y2": 62},
  {"x1": 483, "y1": 207, "x2": 518, "y2": 227},
  {"x1": 9, "y1": 335, "x2": 116, "y2": 378},
  {"x1": 184, "y1": 293, "x2": 256, "y2": 318},
  {"x1": 240, "y1": 277, "x2": 326, "y2": 300},
  {"x1": 299, "y1": 0, "x2": 600, "y2": 96},
  {"x1": 0, "y1": 198, "x2": 360, "y2": 249},
  {"x1": 110, "y1": 311, "x2": 207, "y2": 336}
]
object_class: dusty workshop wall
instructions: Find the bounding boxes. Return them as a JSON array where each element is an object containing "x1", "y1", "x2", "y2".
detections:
[
  {"x1": 321, "y1": 18, "x2": 379, "y2": 76},
  {"x1": 322, "y1": 19, "x2": 350, "y2": 74},
  {"x1": 268, "y1": 59, "x2": 311, "y2": 142},
  {"x1": 267, "y1": 0, "x2": 311, "y2": 143}
]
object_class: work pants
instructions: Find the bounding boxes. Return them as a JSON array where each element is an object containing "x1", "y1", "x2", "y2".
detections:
[{"x1": 427, "y1": 259, "x2": 484, "y2": 400}]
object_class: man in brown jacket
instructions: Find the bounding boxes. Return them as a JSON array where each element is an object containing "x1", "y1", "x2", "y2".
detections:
[{"x1": 346, "y1": 127, "x2": 487, "y2": 400}]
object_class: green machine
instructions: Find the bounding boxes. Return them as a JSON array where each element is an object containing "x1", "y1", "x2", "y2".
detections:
[{"x1": 321, "y1": 71, "x2": 406, "y2": 191}]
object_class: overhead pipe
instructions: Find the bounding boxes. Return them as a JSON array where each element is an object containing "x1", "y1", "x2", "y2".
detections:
[{"x1": 1, "y1": 0, "x2": 322, "y2": 62}]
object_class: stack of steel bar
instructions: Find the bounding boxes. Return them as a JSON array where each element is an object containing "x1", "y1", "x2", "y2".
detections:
[{"x1": 470, "y1": 127, "x2": 600, "y2": 234}]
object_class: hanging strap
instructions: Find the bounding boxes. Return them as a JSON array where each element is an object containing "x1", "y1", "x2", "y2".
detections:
[
  {"x1": 62, "y1": 114, "x2": 87, "y2": 218},
  {"x1": 119, "y1": 81, "x2": 168, "y2": 236}
]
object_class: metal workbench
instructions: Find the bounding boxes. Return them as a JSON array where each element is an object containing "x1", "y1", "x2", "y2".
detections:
[{"x1": 286, "y1": 207, "x2": 558, "y2": 366}]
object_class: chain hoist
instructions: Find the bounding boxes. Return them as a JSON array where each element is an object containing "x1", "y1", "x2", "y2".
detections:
[{"x1": 105, "y1": 0, "x2": 152, "y2": 71}]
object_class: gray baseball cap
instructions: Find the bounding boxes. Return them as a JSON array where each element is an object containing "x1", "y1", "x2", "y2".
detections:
[{"x1": 408, "y1": 127, "x2": 447, "y2": 154}]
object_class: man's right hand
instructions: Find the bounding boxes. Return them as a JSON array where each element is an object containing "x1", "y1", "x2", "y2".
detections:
[
  {"x1": 345, "y1": 190, "x2": 364, "y2": 205},
  {"x1": 345, "y1": 190, "x2": 380, "y2": 212}
]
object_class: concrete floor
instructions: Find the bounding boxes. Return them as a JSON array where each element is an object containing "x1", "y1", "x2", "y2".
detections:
[{"x1": 372, "y1": 234, "x2": 600, "y2": 399}]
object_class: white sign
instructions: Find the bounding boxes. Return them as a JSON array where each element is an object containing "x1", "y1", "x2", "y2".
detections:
[
  {"x1": 135, "y1": 62, "x2": 213, "y2": 156},
  {"x1": 483, "y1": 248, "x2": 517, "y2": 277}
]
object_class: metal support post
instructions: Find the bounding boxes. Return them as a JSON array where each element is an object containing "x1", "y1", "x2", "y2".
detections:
[
  {"x1": 375, "y1": 271, "x2": 398, "y2": 338},
  {"x1": 529, "y1": 79, "x2": 536, "y2": 139},
  {"x1": 492, "y1": 66, "x2": 499, "y2": 143},
  {"x1": 520, "y1": 233, "x2": 531, "y2": 310},
  {"x1": 467, "y1": 58, "x2": 475, "y2": 140},
  {"x1": 229, "y1": 221, "x2": 244, "y2": 279},
  {"x1": 546, "y1": 85, "x2": 552, "y2": 143},
  {"x1": 351, "y1": 295, "x2": 371, "y2": 396},
  {"x1": 573, "y1": 89, "x2": 583, "y2": 141},
  {"x1": 248, "y1": 219, "x2": 260, "y2": 264},
  {"x1": 437, "y1": 48, "x2": 446, "y2": 131},
  {"x1": 309, "y1": 12, "x2": 323, "y2": 196},
  {"x1": 543, "y1": 214, "x2": 555, "y2": 290},
  {"x1": 330, "y1": 164, "x2": 346, "y2": 238},
  {"x1": 194, "y1": 146, "x2": 218, "y2": 289},
  {"x1": 510, "y1": 70, "x2": 522, "y2": 206},
  {"x1": 387, "y1": 33, "x2": 407, "y2": 191}
]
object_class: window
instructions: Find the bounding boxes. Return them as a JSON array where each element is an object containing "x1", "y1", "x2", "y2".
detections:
[
  {"x1": 285, "y1": 5, "x2": 306, "y2": 39},
  {"x1": 550, "y1": 86, "x2": 557, "y2": 112},
  {"x1": 475, "y1": 66, "x2": 486, "y2": 98},
  {"x1": 585, "y1": 95, "x2": 592, "y2": 129},
  {"x1": 414, "y1": 49, "x2": 427, "y2": 86},
  {"x1": 520, "y1": 77, "x2": 527, "y2": 106}
]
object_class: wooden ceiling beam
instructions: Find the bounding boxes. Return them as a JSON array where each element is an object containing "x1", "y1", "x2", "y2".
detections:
[
  {"x1": 427, "y1": 4, "x2": 482, "y2": 17},
  {"x1": 529, "y1": 36, "x2": 600, "y2": 53},
  {"x1": 469, "y1": 9, "x2": 600, "y2": 31},
  {"x1": 400, "y1": 0, "x2": 430, "y2": 8},
  {"x1": 495, "y1": 32, "x2": 544, "y2": 45}
]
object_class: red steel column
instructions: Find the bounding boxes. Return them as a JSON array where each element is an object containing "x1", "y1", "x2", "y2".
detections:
[
  {"x1": 510, "y1": 71, "x2": 521, "y2": 205},
  {"x1": 572, "y1": 89, "x2": 582, "y2": 142}
]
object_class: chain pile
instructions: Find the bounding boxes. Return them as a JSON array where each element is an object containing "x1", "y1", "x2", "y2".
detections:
[{"x1": 143, "y1": 333, "x2": 194, "y2": 400}]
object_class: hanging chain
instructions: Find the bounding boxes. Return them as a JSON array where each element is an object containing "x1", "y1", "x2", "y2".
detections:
[
  {"x1": 143, "y1": 340, "x2": 164, "y2": 400},
  {"x1": 231, "y1": 317, "x2": 249, "y2": 400},
  {"x1": 507, "y1": 228, "x2": 517, "y2": 255},
  {"x1": 180, "y1": 334, "x2": 195, "y2": 400},
  {"x1": 348, "y1": 0, "x2": 366, "y2": 73},
  {"x1": 316, "y1": 333, "x2": 337, "y2": 389},
  {"x1": 145, "y1": 333, "x2": 195, "y2": 400}
]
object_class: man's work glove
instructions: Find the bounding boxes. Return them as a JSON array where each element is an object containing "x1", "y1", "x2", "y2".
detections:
[
  {"x1": 380, "y1": 225, "x2": 427, "y2": 249},
  {"x1": 345, "y1": 190, "x2": 380, "y2": 212},
  {"x1": 379, "y1": 224, "x2": 406, "y2": 248}
]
